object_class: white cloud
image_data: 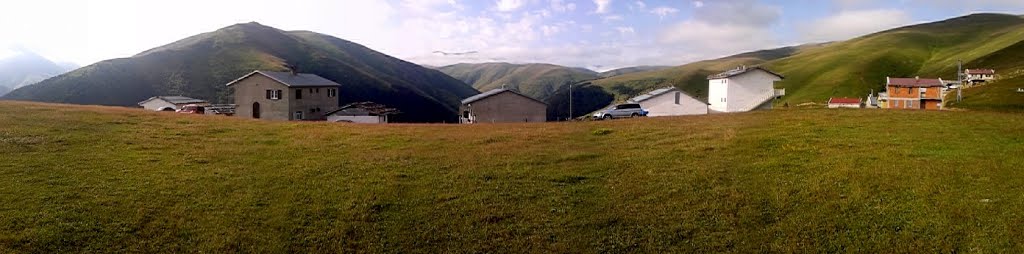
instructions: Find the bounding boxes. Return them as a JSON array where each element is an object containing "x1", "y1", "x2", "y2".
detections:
[
  {"x1": 594, "y1": 0, "x2": 613, "y2": 14},
  {"x1": 496, "y1": 0, "x2": 525, "y2": 12},
  {"x1": 693, "y1": 1, "x2": 704, "y2": 8},
  {"x1": 802, "y1": 9, "x2": 912, "y2": 42},
  {"x1": 650, "y1": 6, "x2": 680, "y2": 19},
  {"x1": 550, "y1": 0, "x2": 577, "y2": 12},
  {"x1": 602, "y1": 15, "x2": 625, "y2": 22},
  {"x1": 694, "y1": 0, "x2": 781, "y2": 26},
  {"x1": 659, "y1": 21, "x2": 777, "y2": 56},
  {"x1": 616, "y1": 26, "x2": 636, "y2": 36},
  {"x1": 629, "y1": 1, "x2": 646, "y2": 11}
]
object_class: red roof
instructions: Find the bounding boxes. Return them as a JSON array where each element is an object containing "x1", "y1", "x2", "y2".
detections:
[
  {"x1": 828, "y1": 97, "x2": 861, "y2": 104},
  {"x1": 887, "y1": 77, "x2": 944, "y2": 87},
  {"x1": 966, "y1": 69, "x2": 995, "y2": 75}
]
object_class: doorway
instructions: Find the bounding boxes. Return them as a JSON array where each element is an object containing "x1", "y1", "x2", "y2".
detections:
[{"x1": 252, "y1": 102, "x2": 261, "y2": 119}]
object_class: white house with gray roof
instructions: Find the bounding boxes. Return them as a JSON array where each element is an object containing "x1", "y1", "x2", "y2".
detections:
[
  {"x1": 627, "y1": 87, "x2": 708, "y2": 117},
  {"x1": 138, "y1": 96, "x2": 209, "y2": 111},
  {"x1": 707, "y1": 66, "x2": 785, "y2": 113}
]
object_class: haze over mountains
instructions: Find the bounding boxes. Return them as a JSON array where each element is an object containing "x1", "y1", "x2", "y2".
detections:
[
  {"x1": 2, "y1": 13, "x2": 1023, "y2": 121},
  {"x1": 0, "y1": 50, "x2": 77, "y2": 96}
]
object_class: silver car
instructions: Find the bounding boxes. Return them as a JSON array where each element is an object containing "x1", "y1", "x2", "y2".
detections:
[{"x1": 593, "y1": 103, "x2": 649, "y2": 120}]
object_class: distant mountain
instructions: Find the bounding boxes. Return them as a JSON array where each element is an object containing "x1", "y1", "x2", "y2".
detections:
[
  {"x1": 600, "y1": 66, "x2": 671, "y2": 78},
  {"x1": 437, "y1": 62, "x2": 600, "y2": 101},
  {"x1": 0, "y1": 50, "x2": 77, "y2": 96},
  {"x1": 3, "y1": 22, "x2": 478, "y2": 122}
]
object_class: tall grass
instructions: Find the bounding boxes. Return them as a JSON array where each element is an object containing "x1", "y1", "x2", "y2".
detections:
[{"x1": 1, "y1": 101, "x2": 1023, "y2": 252}]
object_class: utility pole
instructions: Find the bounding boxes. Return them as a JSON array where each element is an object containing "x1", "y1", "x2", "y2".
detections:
[
  {"x1": 957, "y1": 59, "x2": 963, "y2": 102},
  {"x1": 568, "y1": 81, "x2": 573, "y2": 121}
]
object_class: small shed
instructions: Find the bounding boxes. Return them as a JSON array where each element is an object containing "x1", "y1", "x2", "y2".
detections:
[
  {"x1": 325, "y1": 102, "x2": 400, "y2": 124},
  {"x1": 828, "y1": 97, "x2": 862, "y2": 109},
  {"x1": 627, "y1": 87, "x2": 708, "y2": 117},
  {"x1": 138, "y1": 96, "x2": 209, "y2": 111},
  {"x1": 459, "y1": 89, "x2": 547, "y2": 123}
]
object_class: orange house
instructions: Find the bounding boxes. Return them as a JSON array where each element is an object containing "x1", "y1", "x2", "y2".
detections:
[{"x1": 884, "y1": 77, "x2": 944, "y2": 110}]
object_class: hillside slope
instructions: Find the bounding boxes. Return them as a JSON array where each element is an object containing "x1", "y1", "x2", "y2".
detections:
[
  {"x1": 2, "y1": 101, "x2": 1023, "y2": 252},
  {"x1": 438, "y1": 62, "x2": 600, "y2": 101},
  {"x1": 2, "y1": 22, "x2": 478, "y2": 122},
  {"x1": 588, "y1": 13, "x2": 1024, "y2": 108},
  {"x1": 768, "y1": 13, "x2": 1024, "y2": 104}
]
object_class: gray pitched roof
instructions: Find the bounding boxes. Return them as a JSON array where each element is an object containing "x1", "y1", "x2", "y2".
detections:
[
  {"x1": 707, "y1": 66, "x2": 785, "y2": 80},
  {"x1": 138, "y1": 96, "x2": 207, "y2": 106},
  {"x1": 225, "y1": 70, "x2": 342, "y2": 87},
  {"x1": 627, "y1": 87, "x2": 709, "y2": 105},
  {"x1": 461, "y1": 88, "x2": 546, "y2": 105}
]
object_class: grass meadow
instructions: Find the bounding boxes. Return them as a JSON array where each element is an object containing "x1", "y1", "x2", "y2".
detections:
[{"x1": 1, "y1": 101, "x2": 1023, "y2": 252}]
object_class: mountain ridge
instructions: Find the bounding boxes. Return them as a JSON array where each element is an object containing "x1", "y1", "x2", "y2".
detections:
[
  {"x1": 437, "y1": 62, "x2": 600, "y2": 101},
  {"x1": 3, "y1": 22, "x2": 478, "y2": 122}
]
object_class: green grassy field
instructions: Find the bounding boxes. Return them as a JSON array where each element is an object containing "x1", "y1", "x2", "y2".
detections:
[
  {"x1": 949, "y1": 76, "x2": 1024, "y2": 111},
  {"x1": 2, "y1": 101, "x2": 1024, "y2": 252}
]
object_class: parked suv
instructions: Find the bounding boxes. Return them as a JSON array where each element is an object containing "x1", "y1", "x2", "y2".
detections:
[{"x1": 593, "y1": 103, "x2": 648, "y2": 120}]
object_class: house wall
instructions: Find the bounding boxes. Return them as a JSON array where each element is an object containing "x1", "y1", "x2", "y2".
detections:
[
  {"x1": 708, "y1": 78, "x2": 729, "y2": 112},
  {"x1": 140, "y1": 99, "x2": 178, "y2": 111},
  {"x1": 638, "y1": 91, "x2": 708, "y2": 117},
  {"x1": 888, "y1": 85, "x2": 918, "y2": 98},
  {"x1": 289, "y1": 87, "x2": 339, "y2": 120},
  {"x1": 885, "y1": 85, "x2": 943, "y2": 110},
  {"x1": 232, "y1": 74, "x2": 292, "y2": 121},
  {"x1": 723, "y1": 70, "x2": 780, "y2": 112},
  {"x1": 461, "y1": 92, "x2": 547, "y2": 123}
]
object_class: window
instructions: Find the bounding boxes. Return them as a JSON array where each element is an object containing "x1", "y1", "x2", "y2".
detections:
[
  {"x1": 267, "y1": 89, "x2": 281, "y2": 100},
  {"x1": 296, "y1": 89, "x2": 303, "y2": 99},
  {"x1": 327, "y1": 88, "x2": 337, "y2": 98},
  {"x1": 675, "y1": 92, "x2": 681, "y2": 105},
  {"x1": 316, "y1": 88, "x2": 321, "y2": 94},
  {"x1": 294, "y1": 111, "x2": 304, "y2": 120}
]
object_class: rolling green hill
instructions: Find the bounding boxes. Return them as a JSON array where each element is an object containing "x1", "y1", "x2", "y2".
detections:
[
  {"x1": 2, "y1": 22, "x2": 478, "y2": 122},
  {"x1": 3, "y1": 101, "x2": 1024, "y2": 252},
  {"x1": 437, "y1": 62, "x2": 600, "y2": 101},
  {"x1": 588, "y1": 13, "x2": 1024, "y2": 109}
]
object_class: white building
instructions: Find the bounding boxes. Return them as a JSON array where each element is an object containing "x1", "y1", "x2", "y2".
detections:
[
  {"x1": 627, "y1": 87, "x2": 708, "y2": 117},
  {"x1": 964, "y1": 69, "x2": 995, "y2": 82},
  {"x1": 137, "y1": 96, "x2": 209, "y2": 111},
  {"x1": 706, "y1": 66, "x2": 785, "y2": 113},
  {"x1": 325, "y1": 102, "x2": 399, "y2": 124},
  {"x1": 827, "y1": 97, "x2": 862, "y2": 109}
]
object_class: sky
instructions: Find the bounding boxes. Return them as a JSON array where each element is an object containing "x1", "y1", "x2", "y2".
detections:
[{"x1": 1, "y1": 0, "x2": 1023, "y2": 71}]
